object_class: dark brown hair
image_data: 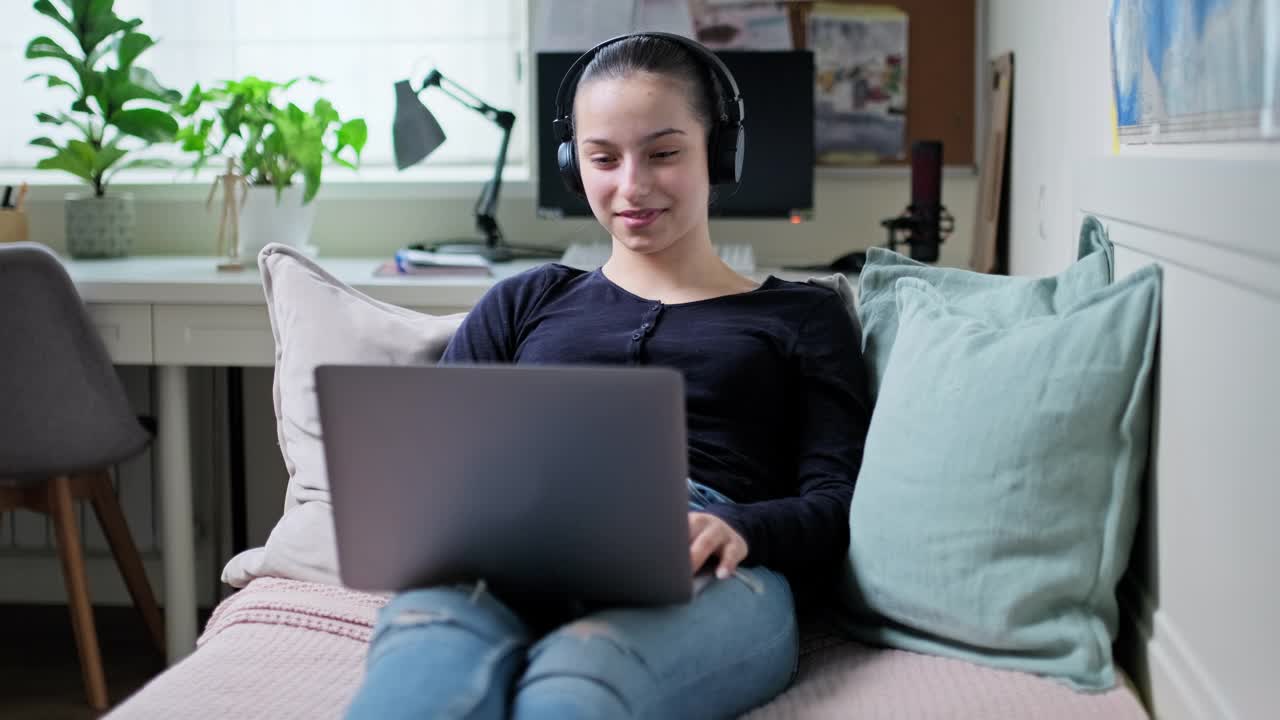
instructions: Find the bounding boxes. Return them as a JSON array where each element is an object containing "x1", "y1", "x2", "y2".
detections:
[{"x1": 573, "y1": 35, "x2": 721, "y2": 139}]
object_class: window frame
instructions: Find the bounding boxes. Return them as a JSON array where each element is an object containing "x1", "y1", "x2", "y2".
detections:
[{"x1": 0, "y1": 0, "x2": 536, "y2": 200}]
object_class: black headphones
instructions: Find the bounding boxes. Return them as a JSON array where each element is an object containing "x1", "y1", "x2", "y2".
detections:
[{"x1": 551, "y1": 32, "x2": 746, "y2": 196}]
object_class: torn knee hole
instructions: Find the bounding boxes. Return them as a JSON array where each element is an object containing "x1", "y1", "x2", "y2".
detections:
[
  {"x1": 564, "y1": 620, "x2": 621, "y2": 642},
  {"x1": 559, "y1": 620, "x2": 648, "y2": 664},
  {"x1": 388, "y1": 609, "x2": 449, "y2": 626}
]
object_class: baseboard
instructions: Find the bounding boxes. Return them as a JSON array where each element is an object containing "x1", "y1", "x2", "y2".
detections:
[{"x1": 1121, "y1": 581, "x2": 1241, "y2": 720}]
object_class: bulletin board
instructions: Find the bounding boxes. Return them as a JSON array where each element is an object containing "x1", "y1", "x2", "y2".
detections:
[{"x1": 783, "y1": 0, "x2": 976, "y2": 167}]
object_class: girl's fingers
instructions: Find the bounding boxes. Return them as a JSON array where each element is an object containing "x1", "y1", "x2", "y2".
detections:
[
  {"x1": 689, "y1": 525, "x2": 721, "y2": 574},
  {"x1": 687, "y1": 512, "x2": 751, "y2": 579},
  {"x1": 716, "y1": 538, "x2": 748, "y2": 578}
]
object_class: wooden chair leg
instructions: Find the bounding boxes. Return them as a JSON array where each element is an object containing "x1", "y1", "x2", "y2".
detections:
[
  {"x1": 49, "y1": 475, "x2": 110, "y2": 711},
  {"x1": 87, "y1": 469, "x2": 166, "y2": 656}
]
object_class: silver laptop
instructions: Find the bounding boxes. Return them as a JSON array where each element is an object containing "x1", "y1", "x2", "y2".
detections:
[{"x1": 314, "y1": 363, "x2": 693, "y2": 606}]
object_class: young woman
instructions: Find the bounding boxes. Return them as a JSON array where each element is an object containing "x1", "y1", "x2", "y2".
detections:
[{"x1": 345, "y1": 33, "x2": 871, "y2": 720}]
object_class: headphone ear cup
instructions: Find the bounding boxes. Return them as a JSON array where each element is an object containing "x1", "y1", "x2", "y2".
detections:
[
  {"x1": 557, "y1": 140, "x2": 584, "y2": 196},
  {"x1": 730, "y1": 123, "x2": 745, "y2": 184},
  {"x1": 708, "y1": 122, "x2": 744, "y2": 186}
]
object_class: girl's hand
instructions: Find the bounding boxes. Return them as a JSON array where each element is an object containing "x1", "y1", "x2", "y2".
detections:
[{"x1": 688, "y1": 512, "x2": 749, "y2": 579}]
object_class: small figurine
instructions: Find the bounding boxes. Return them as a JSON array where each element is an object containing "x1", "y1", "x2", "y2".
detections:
[{"x1": 207, "y1": 157, "x2": 250, "y2": 270}]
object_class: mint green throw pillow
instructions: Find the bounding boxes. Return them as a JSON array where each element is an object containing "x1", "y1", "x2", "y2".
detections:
[
  {"x1": 857, "y1": 216, "x2": 1115, "y2": 399},
  {"x1": 838, "y1": 265, "x2": 1161, "y2": 691}
]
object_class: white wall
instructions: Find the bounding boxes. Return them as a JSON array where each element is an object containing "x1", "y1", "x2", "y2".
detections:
[
  {"x1": 987, "y1": 3, "x2": 1280, "y2": 720},
  {"x1": 985, "y1": 1, "x2": 1113, "y2": 276},
  {"x1": 987, "y1": 0, "x2": 1280, "y2": 273}
]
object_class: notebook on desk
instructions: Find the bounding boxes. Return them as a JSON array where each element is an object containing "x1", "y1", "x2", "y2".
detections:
[
  {"x1": 373, "y1": 260, "x2": 492, "y2": 278},
  {"x1": 374, "y1": 248, "x2": 493, "y2": 277}
]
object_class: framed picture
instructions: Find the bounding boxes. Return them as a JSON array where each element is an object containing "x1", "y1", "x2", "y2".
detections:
[
  {"x1": 808, "y1": 3, "x2": 909, "y2": 164},
  {"x1": 1110, "y1": 0, "x2": 1280, "y2": 144}
]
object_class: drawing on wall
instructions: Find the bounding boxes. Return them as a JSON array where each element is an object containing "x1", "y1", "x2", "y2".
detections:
[
  {"x1": 1110, "y1": 0, "x2": 1280, "y2": 143},
  {"x1": 687, "y1": 0, "x2": 793, "y2": 50},
  {"x1": 808, "y1": 3, "x2": 908, "y2": 164}
]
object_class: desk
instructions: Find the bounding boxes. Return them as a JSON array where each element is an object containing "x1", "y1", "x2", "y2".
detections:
[
  {"x1": 66, "y1": 254, "x2": 815, "y2": 664},
  {"x1": 65, "y1": 255, "x2": 540, "y2": 664}
]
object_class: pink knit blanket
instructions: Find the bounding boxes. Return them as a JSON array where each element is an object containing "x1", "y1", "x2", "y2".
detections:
[
  {"x1": 198, "y1": 577, "x2": 390, "y2": 646},
  {"x1": 108, "y1": 578, "x2": 1149, "y2": 719}
]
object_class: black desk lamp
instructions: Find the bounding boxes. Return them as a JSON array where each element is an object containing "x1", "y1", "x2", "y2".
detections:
[{"x1": 393, "y1": 71, "x2": 560, "y2": 262}]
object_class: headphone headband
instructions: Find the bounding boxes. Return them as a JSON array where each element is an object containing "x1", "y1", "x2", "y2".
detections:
[
  {"x1": 551, "y1": 32, "x2": 744, "y2": 142},
  {"x1": 551, "y1": 32, "x2": 746, "y2": 194}
]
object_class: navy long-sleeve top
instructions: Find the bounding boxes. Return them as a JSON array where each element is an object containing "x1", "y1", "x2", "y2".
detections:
[{"x1": 440, "y1": 263, "x2": 871, "y2": 583}]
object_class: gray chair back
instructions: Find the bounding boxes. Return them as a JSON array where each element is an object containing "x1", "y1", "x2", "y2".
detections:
[{"x1": 0, "y1": 242, "x2": 148, "y2": 479}]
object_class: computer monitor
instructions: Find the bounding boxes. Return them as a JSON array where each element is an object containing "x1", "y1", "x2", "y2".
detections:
[{"x1": 536, "y1": 50, "x2": 815, "y2": 220}]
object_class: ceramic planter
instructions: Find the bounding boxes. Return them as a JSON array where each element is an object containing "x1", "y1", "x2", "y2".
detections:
[
  {"x1": 238, "y1": 185, "x2": 318, "y2": 259},
  {"x1": 65, "y1": 192, "x2": 135, "y2": 258}
]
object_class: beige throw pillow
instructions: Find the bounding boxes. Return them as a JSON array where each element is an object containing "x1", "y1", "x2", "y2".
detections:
[{"x1": 221, "y1": 244, "x2": 465, "y2": 587}]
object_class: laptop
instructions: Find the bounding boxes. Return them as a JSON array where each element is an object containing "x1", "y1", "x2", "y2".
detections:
[{"x1": 314, "y1": 363, "x2": 693, "y2": 606}]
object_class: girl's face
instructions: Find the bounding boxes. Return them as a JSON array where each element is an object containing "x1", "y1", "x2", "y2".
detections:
[{"x1": 573, "y1": 71, "x2": 710, "y2": 256}]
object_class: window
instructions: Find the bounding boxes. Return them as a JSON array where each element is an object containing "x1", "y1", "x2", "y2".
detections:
[{"x1": 1, "y1": 0, "x2": 528, "y2": 175}]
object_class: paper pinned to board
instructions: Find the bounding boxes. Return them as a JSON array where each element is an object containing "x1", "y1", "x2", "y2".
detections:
[
  {"x1": 534, "y1": 0, "x2": 636, "y2": 51},
  {"x1": 533, "y1": 0, "x2": 700, "y2": 51},
  {"x1": 634, "y1": 0, "x2": 696, "y2": 37},
  {"x1": 688, "y1": 0, "x2": 792, "y2": 49},
  {"x1": 809, "y1": 2, "x2": 909, "y2": 163}
]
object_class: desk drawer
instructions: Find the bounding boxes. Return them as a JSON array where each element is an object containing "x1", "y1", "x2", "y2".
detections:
[
  {"x1": 154, "y1": 305, "x2": 275, "y2": 367},
  {"x1": 153, "y1": 304, "x2": 467, "y2": 367},
  {"x1": 88, "y1": 304, "x2": 152, "y2": 364}
]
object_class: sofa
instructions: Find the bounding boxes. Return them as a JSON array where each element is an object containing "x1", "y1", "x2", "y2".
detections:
[
  {"x1": 105, "y1": 577, "x2": 1147, "y2": 719},
  {"x1": 108, "y1": 217, "x2": 1159, "y2": 718}
]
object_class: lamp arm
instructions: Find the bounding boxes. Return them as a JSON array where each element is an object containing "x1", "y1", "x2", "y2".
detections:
[
  {"x1": 475, "y1": 112, "x2": 514, "y2": 247},
  {"x1": 418, "y1": 69, "x2": 519, "y2": 258},
  {"x1": 422, "y1": 70, "x2": 512, "y2": 127}
]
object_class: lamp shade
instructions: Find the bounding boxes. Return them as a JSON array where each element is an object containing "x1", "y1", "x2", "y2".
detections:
[{"x1": 392, "y1": 79, "x2": 447, "y2": 170}]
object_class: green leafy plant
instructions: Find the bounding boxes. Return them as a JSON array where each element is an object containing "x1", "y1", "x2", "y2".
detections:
[
  {"x1": 175, "y1": 76, "x2": 368, "y2": 204},
  {"x1": 25, "y1": 0, "x2": 180, "y2": 197}
]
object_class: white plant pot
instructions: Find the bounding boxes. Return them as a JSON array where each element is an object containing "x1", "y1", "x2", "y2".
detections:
[{"x1": 238, "y1": 185, "x2": 318, "y2": 260}]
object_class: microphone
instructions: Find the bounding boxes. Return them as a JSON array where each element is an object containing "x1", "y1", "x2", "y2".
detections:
[
  {"x1": 879, "y1": 140, "x2": 954, "y2": 262},
  {"x1": 908, "y1": 140, "x2": 943, "y2": 262},
  {"x1": 800, "y1": 140, "x2": 953, "y2": 274}
]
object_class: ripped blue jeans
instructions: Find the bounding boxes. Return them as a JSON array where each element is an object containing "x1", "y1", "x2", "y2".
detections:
[{"x1": 344, "y1": 481, "x2": 798, "y2": 720}]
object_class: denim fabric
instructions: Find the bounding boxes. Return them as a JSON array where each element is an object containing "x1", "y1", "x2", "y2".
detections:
[
  {"x1": 686, "y1": 478, "x2": 733, "y2": 510},
  {"x1": 344, "y1": 481, "x2": 798, "y2": 720}
]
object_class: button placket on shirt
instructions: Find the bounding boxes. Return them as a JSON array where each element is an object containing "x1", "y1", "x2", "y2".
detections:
[{"x1": 628, "y1": 303, "x2": 664, "y2": 362}]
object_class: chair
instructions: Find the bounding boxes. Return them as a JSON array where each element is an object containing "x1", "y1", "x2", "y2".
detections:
[{"x1": 0, "y1": 242, "x2": 164, "y2": 710}]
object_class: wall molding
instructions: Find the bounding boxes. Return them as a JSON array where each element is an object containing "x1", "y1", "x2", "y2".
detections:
[
  {"x1": 1076, "y1": 156, "x2": 1280, "y2": 268},
  {"x1": 1084, "y1": 155, "x2": 1273, "y2": 720},
  {"x1": 1122, "y1": 582, "x2": 1242, "y2": 720}
]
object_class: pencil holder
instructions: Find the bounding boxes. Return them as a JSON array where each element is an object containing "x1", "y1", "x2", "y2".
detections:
[{"x1": 0, "y1": 210, "x2": 29, "y2": 244}]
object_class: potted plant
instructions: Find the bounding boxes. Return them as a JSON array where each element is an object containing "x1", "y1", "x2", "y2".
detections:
[
  {"x1": 25, "y1": 0, "x2": 180, "y2": 258},
  {"x1": 174, "y1": 76, "x2": 367, "y2": 258}
]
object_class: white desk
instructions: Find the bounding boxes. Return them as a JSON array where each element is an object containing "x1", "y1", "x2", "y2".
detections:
[
  {"x1": 65, "y1": 255, "x2": 540, "y2": 664},
  {"x1": 66, "y1": 254, "x2": 813, "y2": 664}
]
